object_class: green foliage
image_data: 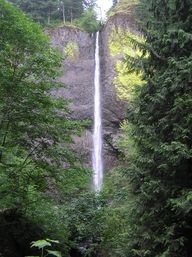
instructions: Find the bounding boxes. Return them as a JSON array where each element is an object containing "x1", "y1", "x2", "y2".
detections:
[
  {"x1": 29, "y1": 239, "x2": 61, "y2": 257},
  {"x1": 108, "y1": 0, "x2": 139, "y2": 17},
  {"x1": 73, "y1": 8, "x2": 101, "y2": 32},
  {"x1": 109, "y1": 28, "x2": 145, "y2": 100},
  {"x1": 96, "y1": 169, "x2": 135, "y2": 257},
  {"x1": 64, "y1": 42, "x2": 79, "y2": 59},
  {"x1": 0, "y1": 0, "x2": 58, "y2": 208},
  {"x1": 56, "y1": 176, "x2": 133, "y2": 257},
  {"x1": 2, "y1": 0, "x2": 192, "y2": 257},
  {"x1": 47, "y1": 251, "x2": 62, "y2": 257},
  {"x1": 0, "y1": 2, "x2": 90, "y2": 255},
  {"x1": 8, "y1": 0, "x2": 97, "y2": 28},
  {"x1": 31, "y1": 240, "x2": 52, "y2": 249},
  {"x1": 114, "y1": 0, "x2": 192, "y2": 256}
]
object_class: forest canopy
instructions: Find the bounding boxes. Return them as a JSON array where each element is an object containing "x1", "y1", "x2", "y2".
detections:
[{"x1": 8, "y1": 0, "x2": 97, "y2": 25}]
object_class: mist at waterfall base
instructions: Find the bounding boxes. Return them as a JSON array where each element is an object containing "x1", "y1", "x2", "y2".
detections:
[{"x1": 92, "y1": 32, "x2": 103, "y2": 192}]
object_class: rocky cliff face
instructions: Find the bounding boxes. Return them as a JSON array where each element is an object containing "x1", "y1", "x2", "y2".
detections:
[
  {"x1": 47, "y1": 12, "x2": 138, "y2": 170},
  {"x1": 47, "y1": 27, "x2": 95, "y2": 121},
  {"x1": 47, "y1": 26, "x2": 95, "y2": 166},
  {"x1": 100, "y1": 10, "x2": 140, "y2": 170}
]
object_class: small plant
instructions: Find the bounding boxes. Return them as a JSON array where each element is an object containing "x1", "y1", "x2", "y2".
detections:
[{"x1": 26, "y1": 239, "x2": 62, "y2": 257}]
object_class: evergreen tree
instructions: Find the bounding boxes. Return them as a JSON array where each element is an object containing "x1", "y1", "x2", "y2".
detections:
[
  {"x1": 8, "y1": 0, "x2": 58, "y2": 23},
  {"x1": 123, "y1": 0, "x2": 192, "y2": 256},
  {"x1": 8, "y1": 0, "x2": 91, "y2": 24}
]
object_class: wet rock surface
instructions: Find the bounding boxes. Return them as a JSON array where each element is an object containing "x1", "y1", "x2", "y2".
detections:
[{"x1": 47, "y1": 13, "x2": 138, "y2": 170}]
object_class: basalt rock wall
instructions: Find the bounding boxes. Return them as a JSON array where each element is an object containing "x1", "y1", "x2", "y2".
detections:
[
  {"x1": 47, "y1": 26, "x2": 95, "y2": 167},
  {"x1": 47, "y1": 11, "x2": 138, "y2": 170},
  {"x1": 100, "y1": 10, "x2": 140, "y2": 169}
]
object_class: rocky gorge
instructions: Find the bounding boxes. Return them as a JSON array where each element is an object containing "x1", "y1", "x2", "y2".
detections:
[{"x1": 47, "y1": 10, "x2": 138, "y2": 171}]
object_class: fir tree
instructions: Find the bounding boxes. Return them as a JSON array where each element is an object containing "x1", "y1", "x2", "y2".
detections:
[{"x1": 123, "y1": 0, "x2": 192, "y2": 256}]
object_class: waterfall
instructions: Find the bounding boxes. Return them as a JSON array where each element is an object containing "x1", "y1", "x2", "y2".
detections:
[{"x1": 93, "y1": 32, "x2": 103, "y2": 191}]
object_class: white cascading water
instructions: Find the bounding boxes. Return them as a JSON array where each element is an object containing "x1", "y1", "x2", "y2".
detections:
[{"x1": 93, "y1": 32, "x2": 103, "y2": 191}]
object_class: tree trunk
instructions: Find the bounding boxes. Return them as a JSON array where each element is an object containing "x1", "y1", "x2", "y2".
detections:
[
  {"x1": 48, "y1": 7, "x2": 51, "y2": 24},
  {"x1": 62, "y1": 1, "x2": 65, "y2": 23},
  {"x1": 70, "y1": 7, "x2": 73, "y2": 23}
]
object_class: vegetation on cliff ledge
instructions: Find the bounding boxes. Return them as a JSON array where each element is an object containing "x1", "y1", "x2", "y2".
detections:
[
  {"x1": 8, "y1": 0, "x2": 101, "y2": 32},
  {"x1": 107, "y1": 0, "x2": 192, "y2": 256}
]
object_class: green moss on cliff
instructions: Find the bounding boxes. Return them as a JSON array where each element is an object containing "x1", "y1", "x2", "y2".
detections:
[{"x1": 109, "y1": 28, "x2": 145, "y2": 100}]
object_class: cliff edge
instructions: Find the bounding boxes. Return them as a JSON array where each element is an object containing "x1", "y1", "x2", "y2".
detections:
[{"x1": 47, "y1": 11, "x2": 139, "y2": 170}]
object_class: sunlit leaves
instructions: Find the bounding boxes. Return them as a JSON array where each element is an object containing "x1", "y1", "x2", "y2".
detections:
[
  {"x1": 109, "y1": 28, "x2": 146, "y2": 100},
  {"x1": 31, "y1": 240, "x2": 52, "y2": 249},
  {"x1": 46, "y1": 250, "x2": 62, "y2": 257},
  {"x1": 63, "y1": 42, "x2": 79, "y2": 59}
]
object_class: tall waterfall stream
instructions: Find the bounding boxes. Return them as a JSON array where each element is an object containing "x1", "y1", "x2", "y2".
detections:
[{"x1": 93, "y1": 32, "x2": 103, "y2": 191}]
